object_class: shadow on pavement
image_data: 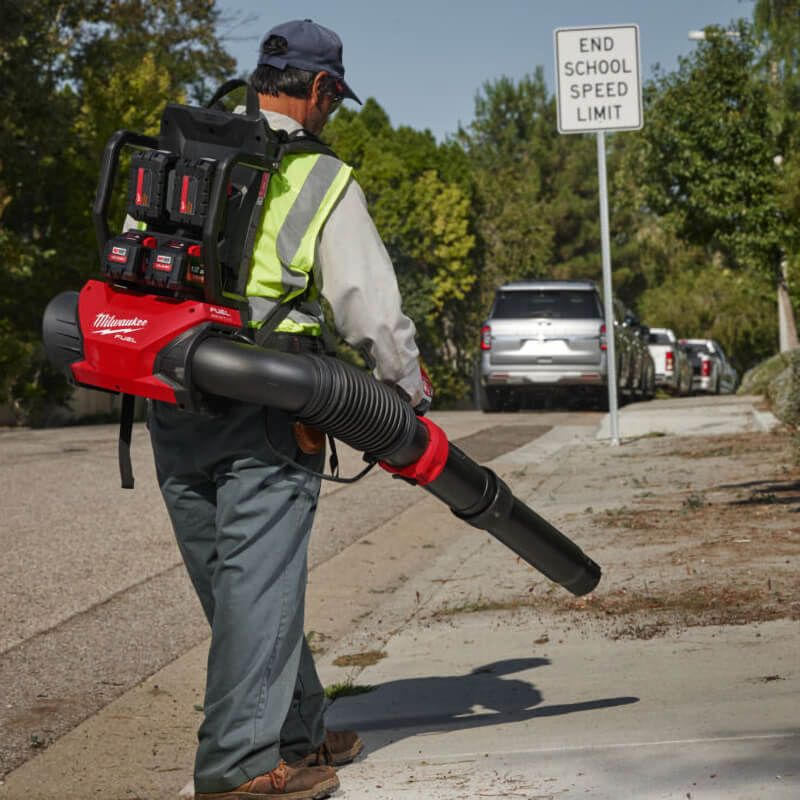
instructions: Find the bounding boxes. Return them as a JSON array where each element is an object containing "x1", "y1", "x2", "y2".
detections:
[{"x1": 327, "y1": 657, "x2": 638, "y2": 744}]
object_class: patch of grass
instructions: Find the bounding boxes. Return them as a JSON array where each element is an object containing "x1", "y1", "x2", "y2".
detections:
[
  {"x1": 332, "y1": 650, "x2": 386, "y2": 668},
  {"x1": 324, "y1": 680, "x2": 373, "y2": 701},
  {"x1": 629, "y1": 430, "x2": 668, "y2": 441},
  {"x1": 431, "y1": 595, "x2": 537, "y2": 619},
  {"x1": 664, "y1": 446, "x2": 734, "y2": 459},
  {"x1": 683, "y1": 492, "x2": 706, "y2": 511}
]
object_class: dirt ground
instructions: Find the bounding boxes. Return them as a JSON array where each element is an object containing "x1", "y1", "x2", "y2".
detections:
[{"x1": 430, "y1": 428, "x2": 800, "y2": 643}]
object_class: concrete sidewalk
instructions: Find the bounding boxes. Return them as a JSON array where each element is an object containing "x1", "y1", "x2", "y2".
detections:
[
  {"x1": 1, "y1": 396, "x2": 797, "y2": 800},
  {"x1": 595, "y1": 394, "x2": 778, "y2": 440},
  {"x1": 315, "y1": 397, "x2": 797, "y2": 799}
]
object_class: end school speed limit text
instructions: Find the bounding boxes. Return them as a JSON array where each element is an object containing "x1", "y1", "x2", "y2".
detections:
[{"x1": 555, "y1": 25, "x2": 642, "y2": 133}]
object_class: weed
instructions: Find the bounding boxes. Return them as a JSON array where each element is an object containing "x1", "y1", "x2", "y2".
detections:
[
  {"x1": 683, "y1": 493, "x2": 706, "y2": 511},
  {"x1": 324, "y1": 680, "x2": 373, "y2": 701}
]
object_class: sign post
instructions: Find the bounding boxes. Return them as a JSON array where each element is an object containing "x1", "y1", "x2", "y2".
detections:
[{"x1": 554, "y1": 24, "x2": 642, "y2": 446}]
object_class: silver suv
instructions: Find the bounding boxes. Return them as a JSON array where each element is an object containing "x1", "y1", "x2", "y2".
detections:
[{"x1": 476, "y1": 280, "x2": 614, "y2": 411}]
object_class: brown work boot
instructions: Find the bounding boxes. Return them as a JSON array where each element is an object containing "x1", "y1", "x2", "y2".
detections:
[
  {"x1": 195, "y1": 760, "x2": 338, "y2": 800},
  {"x1": 290, "y1": 729, "x2": 364, "y2": 769}
]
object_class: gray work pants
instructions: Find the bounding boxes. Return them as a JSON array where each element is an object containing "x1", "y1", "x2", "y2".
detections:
[{"x1": 149, "y1": 400, "x2": 326, "y2": 793}]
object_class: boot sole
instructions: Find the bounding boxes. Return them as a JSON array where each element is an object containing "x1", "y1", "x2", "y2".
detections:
[{"x1": 196, "y1": 773, "x2": 339, "y2": 800}]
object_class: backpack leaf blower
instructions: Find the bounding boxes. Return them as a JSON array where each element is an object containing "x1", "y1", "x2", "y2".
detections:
[{"x1": 42, "y1": 82, "x2": 601, "y2": 597}]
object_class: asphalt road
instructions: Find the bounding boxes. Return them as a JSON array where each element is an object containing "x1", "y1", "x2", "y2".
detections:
[{"x1": 0, "y1": 408, "x2": 598, "y2": 778}]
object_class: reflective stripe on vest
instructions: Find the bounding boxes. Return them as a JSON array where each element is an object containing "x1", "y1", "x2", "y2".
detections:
[{"x1": 246, "y1": 152, "x2": 352, "y2": 335}]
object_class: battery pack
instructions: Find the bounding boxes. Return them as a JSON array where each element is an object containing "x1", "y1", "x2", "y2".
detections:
[
  {"x1": 167, "y1": 158, "x2": 216, "y2": 229},
  {"x1": 143, "y1": 238, "x2": 204, "y2": 292},
  {"x1": 126, "y1": 150, "x2": 175, "y2": 224},
  {"x1": 102, "y1": 230, "x2": 155, "y2": 283}
]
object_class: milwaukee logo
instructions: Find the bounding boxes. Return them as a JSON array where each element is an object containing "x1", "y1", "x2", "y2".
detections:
[{"x1": 92, "y1": 312, "x2": 149, "y2": 336}]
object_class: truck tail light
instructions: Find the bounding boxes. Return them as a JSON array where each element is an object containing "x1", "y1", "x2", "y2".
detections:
[
  {"x1": 701, "y1": 359, "x2": 711, "y2": 377},
  {"x1": 599, "y1": 323, "x2": 607, "y2": 351},
  {"x1": 665, "y1": 350, "x2": 674, "y2": 373},
  {"x1": 480, "y1": 325, "x2": 492, "y2": 351}
]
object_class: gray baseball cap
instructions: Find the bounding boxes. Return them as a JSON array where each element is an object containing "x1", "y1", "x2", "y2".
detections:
[{"x1": 258, "y1": 19, "x2": 362, "y2": 104}]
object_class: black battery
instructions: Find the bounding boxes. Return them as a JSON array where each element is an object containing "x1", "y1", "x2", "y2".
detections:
[
  {"x1": 167, "y1": 158, "x2": 216, "y2": 229},
  {"x1": 185, "y1": 261, "x2": 206, "y2": 287},
  {"x1": 102, "y1": 230, "x2": 155, "y2": 283},
  {"x1": 143, "y1": 238, "x2": 204, "y2": 292},
  {"x1": 126, "y1": 150, "x2": 175, "y2": 224}
]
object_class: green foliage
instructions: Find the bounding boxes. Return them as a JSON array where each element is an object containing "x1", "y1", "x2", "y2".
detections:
[
  {"x1": 460, "y1": 71, "x2": 604, "y2": 313},
  {"x1": 637, "y1": 24, "x2": 784, "y2": 276},
  {"x1": 638, "y1": 261, "x2": 776, "y2": 370}
]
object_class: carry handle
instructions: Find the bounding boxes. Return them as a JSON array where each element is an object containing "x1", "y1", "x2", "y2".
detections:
[
  {"x1": 206, "y1": 79, "x2": 260, "y2": 118},
  {"x1": 93, "y1": 130, "x2": 159, "y2": 262}
]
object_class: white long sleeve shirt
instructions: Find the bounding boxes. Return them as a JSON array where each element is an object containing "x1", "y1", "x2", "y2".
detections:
[{"x1": 263, "y1": 111, "x2": 425, "y2": 406}]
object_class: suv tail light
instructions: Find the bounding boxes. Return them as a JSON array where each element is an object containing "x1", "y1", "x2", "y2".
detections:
[
  {"x1": 480, "y1": 325, "x2": 492, "y2": 351},
  {"x1": 665, "y1": 350, "x2": 674, "y2": 373},
  {"x1": 701, "y1": 358, "x2": 711, "y2": 377},
  {"x1": 599, "y1": 323, "x2": 607, "y2": 352}
]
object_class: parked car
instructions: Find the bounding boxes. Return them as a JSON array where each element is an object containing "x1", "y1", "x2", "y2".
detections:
[
  {"x1": 648, "y1": 327, "x2": 692, "y2": 395},
  {"x1": 475, "y1": 279, "x2": 648, "y2": 411},
  {"x1": 684, "y1": 338, "x2": 739, "y2": 394},
  {"x1": 620, "y1": 310, "x2": 656, "y2": 401}
]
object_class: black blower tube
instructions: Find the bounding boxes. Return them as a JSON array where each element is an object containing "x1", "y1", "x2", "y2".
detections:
[{"x1": 191, "y1": 337, "x2": 601, "y2": 596}]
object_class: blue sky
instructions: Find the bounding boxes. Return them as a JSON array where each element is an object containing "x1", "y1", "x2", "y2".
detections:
[{"x1": 216, "y1": 0, "x2": 752, "y2": 140}]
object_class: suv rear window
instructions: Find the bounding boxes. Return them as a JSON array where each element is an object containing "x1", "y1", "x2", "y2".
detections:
[
  {"x1": 492, "y1": 290, "x2": 602, "y2": 320},
  {"x1": 649, "y1": 331, "x2": 672, "y2": 345}
]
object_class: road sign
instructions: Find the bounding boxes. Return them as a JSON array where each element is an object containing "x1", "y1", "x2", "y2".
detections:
[{"x1": 554, "y1": 24, "x2": 642, "y2": 134}]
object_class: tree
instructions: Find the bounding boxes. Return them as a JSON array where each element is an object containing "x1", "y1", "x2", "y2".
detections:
[{"x1": 637, "y1": 24, "x2": 783, "y2": 276}]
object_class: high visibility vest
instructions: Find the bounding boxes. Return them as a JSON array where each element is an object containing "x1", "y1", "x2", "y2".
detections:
[{"x1": 246, "y1": 152, "x2": 352, "y2": 336}]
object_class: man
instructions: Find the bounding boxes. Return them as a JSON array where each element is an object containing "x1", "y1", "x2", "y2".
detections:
[{"x1": 148, "y1": 18, "x2": 428, "y2": 800}]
